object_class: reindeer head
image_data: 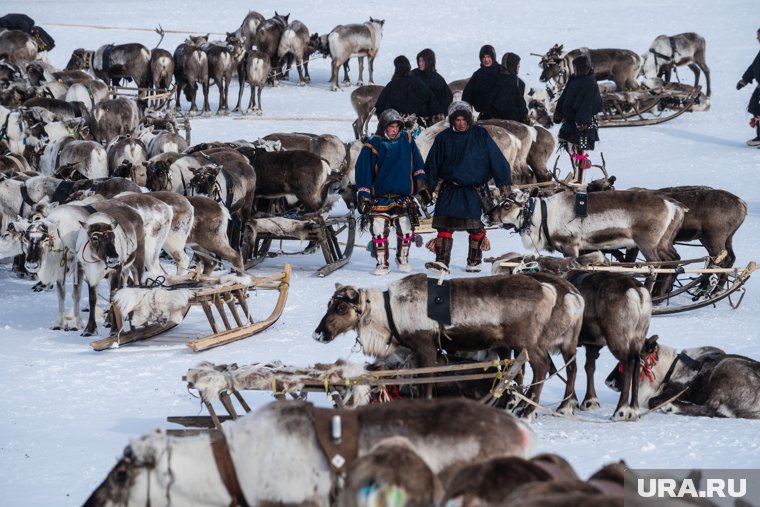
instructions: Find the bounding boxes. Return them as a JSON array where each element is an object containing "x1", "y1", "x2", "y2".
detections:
[
  {"x1": 65, "y1": 48, "x2": 91, "y2": 71},
  {"x1": 189, "y1": 163, "x2": 222, "y2": 198},
  {"x1": 313, "y1": 284, "x2": 364, "y2": 343},
  {"x1": 488, "y1": 189, "x2": 532, "y2": 230},
  {"x1": 145, "y1": 160, "x2": 171, "y2": 191},
  {"x1": 538, "y1": 45, "x2": 566, "y2": 84},
  {"x1": 83, "y1": 221, "x2": 120, "y2": 268},
  {"x1": 369, "y1": 17, "x2": 385, "y2": 28},
  {"x1": 23, "y1": 220, "x2": 54, "y2": 273},
  {"x1": 273, "y1": 11, "x2": 290, "y2": 26},
  {"x1": 185, "y1": 34, "x2": 208, "y2": 48}
]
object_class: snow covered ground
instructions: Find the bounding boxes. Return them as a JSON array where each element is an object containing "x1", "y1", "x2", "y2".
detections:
[{"x1": 1, "y1": 1, "x2": 759, "y2": 505}]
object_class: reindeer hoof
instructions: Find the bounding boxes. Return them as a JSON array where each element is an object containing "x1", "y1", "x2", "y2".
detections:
[
  {"x1": 51, "y1": 325, "x2": 62, "y2": 331},
  {"x1": 581, "y1": 399, "x2": 600, "y2": 411},
  {"x1": 81, "y1": 330, "x2": 95, "y2": 337},
  {"x1": 556, "y1": 400, "x2": 577, "y2": 416}
]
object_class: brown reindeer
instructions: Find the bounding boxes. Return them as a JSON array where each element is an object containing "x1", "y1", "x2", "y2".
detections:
[
  {"x1": 277, "y1": 20, "x2": 317, "y2": 85},
  {"x1": 173, "y1": 40, "x2": 210, "y2": 114},
  {"x1": 314, "y1": 273, "x2": 584, "y2": 419},
  {"x1": 262, "y1": 132, "x2": 349, "y2": 175},
  {"x1": 239, "y1": 50, "x2": 271, "y2": 114},
  {"x1": 185, "y1": 194, "x2": 244, "y2": 274},
  {"x1": 539, "y1": 44, "x2": 640, "y2": 91},
  {"x1": 65, "y1": 44, "x2": 151, "y2": 97},
  {"x1": 0, "y1": 29, "x2": 37, "y2": 63},
  {"x1": 349, "y1": 84, "x2": 384, "y2": 139},
  {"x1": 255, "y1": 12, "x2": 290, "y2": 84},
  {"x1": 641, "y1": 33, "x2": 711, "y2": 96},
  {"x1": 233, "y1": 10, "x2": 265, "y2": 50},
  {"x1": 89, "y1": 97, "x2": 141, "y2": 145},
  {"x1": 106, "y1": 135, "x2": 147, "y2": 180}
]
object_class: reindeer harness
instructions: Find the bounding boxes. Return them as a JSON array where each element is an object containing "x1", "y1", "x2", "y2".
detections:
[
  {"x1": 210, "y1": 431, "x2": 250, "y2": 507},
  {"x1": 310, "y1": 405, "x2": 361, "y2": 502}
]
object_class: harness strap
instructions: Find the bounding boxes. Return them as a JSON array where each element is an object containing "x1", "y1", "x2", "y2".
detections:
[
  {"x1": 539, "y1": 199, "x2": 557, "y2": 252},
  {"x1": 19, "y1": 184, "x2": 35, "y2": 215},
  {"x1": 383, "y1": 290, "x2": 404, "y2": 348},
  {"x1": 210, "y1": 432, "x2": 250, "y2": 507},
  {"x1": 221, "y1": 168, "x2": 235, "y2": 209},
  {"x1": 311, "y1": 406, "x2": 360, "y2": 503}
]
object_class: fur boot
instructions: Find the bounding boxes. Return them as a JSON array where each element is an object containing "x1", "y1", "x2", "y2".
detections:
[
  {"x1": 396, "y1": 234, "x2": 413, "y2": 273},
  {"x1": 425, "y1": 232, "x2": 453, "y2": 275},
  {"x1": 373, "y1": 236, "x2": 389, "y2": 275},
  {"x1": 466, "y1": 231, "x2": 487, "y2": 272}
]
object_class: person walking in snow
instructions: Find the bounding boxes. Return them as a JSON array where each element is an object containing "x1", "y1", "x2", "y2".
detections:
[
  {"x1": 355, "y1": 109, "x2": 429, "y2": 275},
  {"x1": 737, "y1": 28, "x2": 760, "y2": 146}
]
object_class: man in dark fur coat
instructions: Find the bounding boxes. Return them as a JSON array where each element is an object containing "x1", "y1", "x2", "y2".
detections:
[
  {"x1": 492, "y1": 52, "x2": 529, "y2": 123},
  {"x1": 411, "y1": 48, "x2": 452, "y2": 124},
  {"x1": 424, "y1": 101, "x2": 511, "y2": 274},
  {"x1": 553, "y1": 54, "x2": 603, "y2": 182},
  {"x1": 375, "y1": 55, "x2": 441, "y2": 128},
  {"x1": 356, "y1": 109, "x2": 428, "y2": 275},
  {"x1": 737, "y1": 28, "x2": 760, "y2": 146},
  {"x1": 462, "y1": 44, "x2": 501, "y2": 120}
]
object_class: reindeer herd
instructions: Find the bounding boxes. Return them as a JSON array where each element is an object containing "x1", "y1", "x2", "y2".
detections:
[{"x1": 2, "y1": 9, "x2": 760, "y2": 506}]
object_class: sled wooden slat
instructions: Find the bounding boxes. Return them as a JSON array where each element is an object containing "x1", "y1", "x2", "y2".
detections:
[
  {"x1": 186, "y1": 264, "x2": 291, "y2": 352},
  {"x1": 90, "y1": 266, "x2": 291, "y2": 351}
]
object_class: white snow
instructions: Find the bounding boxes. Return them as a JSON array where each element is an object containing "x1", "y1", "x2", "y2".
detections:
[{"x1": 1, "y1": 1, "x2": 759, "y2": 505}]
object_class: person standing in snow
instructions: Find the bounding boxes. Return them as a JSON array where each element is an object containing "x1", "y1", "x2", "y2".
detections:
[
  {"x1": 492, "y1": 52, "x2": 529, "y2": 123},
  {"x1": 424, "y1": 101, "x2": 511, "y2": 274},
  {"x1": 374, "y1": 55, "x2": 441, "y2": 129},
  {"x1": 355, "y1": 109, "x2": 429, "y2": 275},
  {"x1": 553, "y1": 54, "x2": 603, "y2": 182},
  {"x1": 462, "y1": 44, "x2": 501, "y2": 120},
  {"x1": 411, "y1": 48, "x2": 453, "y2": 125},
  {"x1": 736, "y1": 28, "x2": 760, "y2": 147}
]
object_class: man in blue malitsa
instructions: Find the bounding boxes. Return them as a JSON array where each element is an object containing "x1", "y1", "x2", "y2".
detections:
[{"x1": 355, "y1": 109, "x2": 430, "y2": 275}]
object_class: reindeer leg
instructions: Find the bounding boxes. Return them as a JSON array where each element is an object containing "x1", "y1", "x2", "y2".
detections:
[
  {"x1": 557, "y1": 348, "x2": 579, "y2": 415},
  {"x1": 581, "y1": 345, "x2": 602, "y2": 410},
  {"x1": 630, "y1": 350, "x2": 642, "y2": 417},
  {"x1": 342, "y1": 61, "x2": 351, "y2": 85},
  {"x1": 82, "y1": 284, "x2": 98, "y2": 337},
  {"x1": 71, "y1": 264, "x2": 84, "y2": 331},
  {"x1": 234, "y1": 63, "x2": 245, "y2": 112},
  {"x1": 202, "y1": 78, "x2": 211, "y2": 114},
  {"x1": 517, "y1": 357, "x2": 549, "y2": 420},
  {"x1": 368, "y1": 56, "x2": 375, "y2": 85},
  {"x1": 357, "y1": 56, "x2": 365, "y2": 86},
  {"x1": 296, "y1": 56, "x2": 306, "y2": 86},
  {"x1": 687, "y1": 63, "x2": 701, "y2": 91},
  {"x1": 256, "y1": 85, "x2": 263, "y2": 115},
  {"x1": 53, "y1": 278, "x2": 66, "y2": 330}
]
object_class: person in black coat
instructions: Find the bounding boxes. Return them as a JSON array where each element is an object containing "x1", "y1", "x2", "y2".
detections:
[
  {"x1": 424, "y1": 101, "x2": 511, "y2": 274},
  {"x1": 462, "y1": 44, "x2": 501, "y2": 120},
  {"x1": 411, "y1": 48, "x2": 452, "y2": 123},
  {"x1": 375, "y1": 55, "x2": 441, "y2": 128},
  {"x1": 737, "y1": 28, "x2": 760, "y2": 146},
  {"x1": 553, "y1": 54, "x2": 603, "y2": 182},
  {"x1": 492, "y1": 52, "x2": 529, "y2": 123}
]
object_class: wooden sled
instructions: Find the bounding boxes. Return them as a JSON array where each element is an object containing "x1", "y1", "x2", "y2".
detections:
[
  {"x1": 597, "y1": 86, "x2": 703, "y2": 128},
  {"x1": 89, "y1": 264, "x2": 291, "y2": 352},
  {"x1": 166, "y1": 350, "x2": 529, "y2": 436},
  {"x1": 243, "y1": 210, "x2": 356, "y2": 277},
  {"x1": 497, "y1": 256, "x2": 757, "y2": 315}
]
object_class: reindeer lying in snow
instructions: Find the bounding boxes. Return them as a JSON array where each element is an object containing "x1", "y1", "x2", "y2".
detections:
[
  {"x1": 83, "y1": 398, "x2": 533, "y2": 506},
  {"x1": 606, "y1": 336, "x2": 760, "y2": 419}
]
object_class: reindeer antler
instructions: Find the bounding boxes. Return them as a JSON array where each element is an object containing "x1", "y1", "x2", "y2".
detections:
[{"x1": 154, "y1": 25, "x2": 165, "y2": 50}]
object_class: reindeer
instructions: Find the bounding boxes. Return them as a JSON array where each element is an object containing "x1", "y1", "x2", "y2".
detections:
[
  {"x1": 489, "y1": 189, "x2": 685, "y2": 296},
  {"x1": 606, "y1": 336, "x2": 760, "y2": 419},
  {"x1": 46, "y1": 139, "x2": 109, "y2": 180},
  {"x1": 233, "y1": 10, "x2": 265, "y2": 50},
  {"x1": 318, "y1": 18, "x2": 385, "y2": 91},
  {"x1": 479, "y1": 119, "x2": 553, "y2": 183},
  {"x1": 239, "y1": 50, "x2": 271, "y2": 114},
  {"x1": 106, "y1": 135, "x2": 147, "y2": 182},
  {"x1": 173, "y1": 39, "x2": 210, "y2": 114},
  {"x1": 641, "y1": 33, "x2": 711, "y2": 96},
  {"x1": 448, "y1": 78, "x2": 469, "y2": 103},
  {"x1": 277, "y1": 20, "x2": 316, "y2": 85},
  {"x1": 255, "y1": 12, "x2": 290, "y2": 84},
  {"x1": 83, "y1": 399, "x2": 533, "y2": 507},
  {"x1": 149, "y1": 27, "x2": 174, "y2": 109},
  {"x1": 262, "y1": 132, "x2": 349, "y2": 175},
  {"x1": 539, "y1": 44, "x2": 640, "y2": 91},
  {"x1": 89, "y1": 97, "x2": 141, "y2": 145},
  {"x1": 65, "y1": 43, "x2": 151, "y2": 102},
  {"x1": 314, "y1": 273, "x2": 584, "y2": 419},
  {"x1": 185, "y1": 194, "x2": 244, "y2": 274},
  {"x1": 349, "y1": 84, "x2": 384, "y2": 139},
  {"x1": 75, "y1": 203, "x2": 145, "y2": 336},
  {"x1": 0, "y1": 29, "x2": 37, "y2": 63}
]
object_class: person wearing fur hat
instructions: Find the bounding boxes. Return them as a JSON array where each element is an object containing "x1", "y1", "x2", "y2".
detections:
[
  {"x1": 553, "y1": 54, "x2": 603, "y2": 182},
  {"x1": 411, "y1": 48, "x2": 453, "y2": 123},
  {"x1": 356, "y1": 108, "x2": 429, "y2": 275},
  {"x1": 462, "y1": 44, "x2": 501, "y2": 120},
  {"x1": 736, "y1": 28, "x2": 760, "y2": 146},
  {"x1": 375, "y1": 55, "x2": 441, "y2": 128},
  {"x1": 492, "y1": 52, "x2": 529, "y2": 123},
  {"x1": 424, "y1": 101, "x2": 511, "y2": 274}
]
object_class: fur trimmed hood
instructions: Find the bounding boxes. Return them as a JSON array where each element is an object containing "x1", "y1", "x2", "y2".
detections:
[{"x1": 447, "y1": 101, "x2": 475, "y2": 126}]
